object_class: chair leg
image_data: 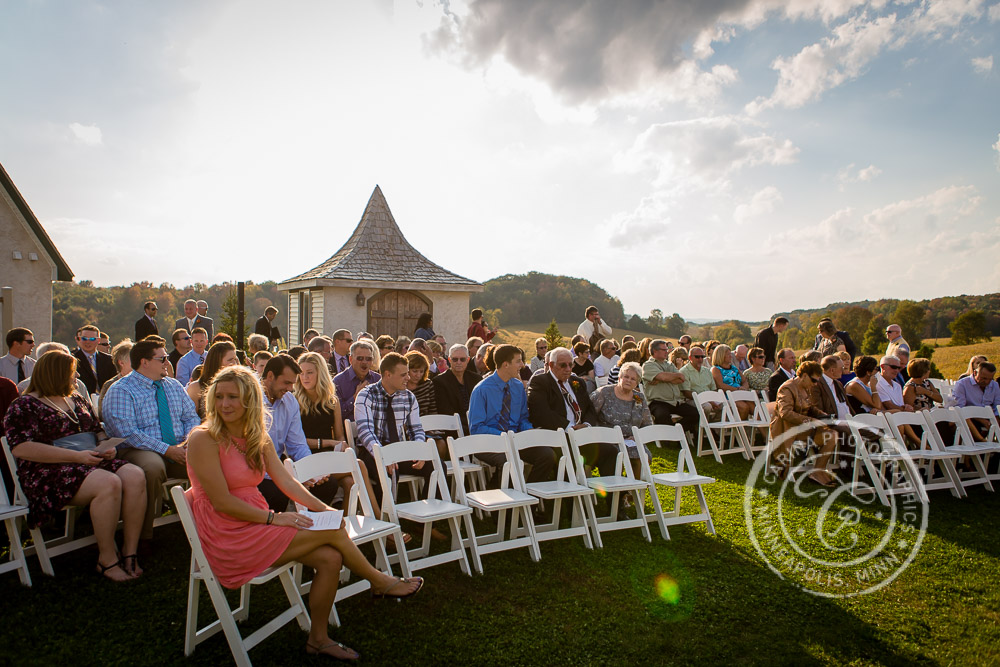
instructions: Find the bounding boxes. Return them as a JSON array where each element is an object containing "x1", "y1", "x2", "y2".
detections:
[
  {"x1": 4, "y1": 518, "x2": 31, "y2": 587},
  {"x1": 647, "y1": 484, "x2": 670, "y2": 541},
  {"x1": 278, "y1": 569, "x2": 312, "y2": 632},
  {"x1": 29, "y1": 526, "x2": 54, "y2": 577},
  {"x1": 204, "y1": 578, "x2": 252, "y2": 667},
  {"x1": 695, "y1": 485, "x2": 716, "y2": 535},
  {"x1": 462, "y1": 514, "x2": 483, "y2": 574},
  {"x1": 523, "y1": 507, "x2": 541, "y2": 562},
  {"x1": 184, "y1": 573, "x2": 201, "y2": 656},
  {"x1": 582, "y1": 494, "x2": 603, "y2": 549}
]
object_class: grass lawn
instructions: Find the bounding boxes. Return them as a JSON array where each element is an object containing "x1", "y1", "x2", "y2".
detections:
[
  {"x1": 3, "y1": 446, "x2": 999, "y2": 666},
  {"x1": 922, "y1": 339, "x2": 1000, "y2": 380}
]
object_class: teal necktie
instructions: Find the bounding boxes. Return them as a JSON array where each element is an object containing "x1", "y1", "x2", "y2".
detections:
[{"x1": 153, "y1": 380, "x2": 177, "y2": 446}]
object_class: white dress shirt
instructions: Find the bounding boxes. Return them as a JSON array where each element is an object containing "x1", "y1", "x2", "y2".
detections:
[
  {"x1": 876, "y1": 373, "x2": 904, "y2": 408},
  {"x1": 823, "y1": 375, "x2": 851, "y2": 420}
]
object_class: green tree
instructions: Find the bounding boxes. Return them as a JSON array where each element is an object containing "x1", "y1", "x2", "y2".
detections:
[
  {"x1": 483, "y1": 308, "x2": 503, "y2": 330},
  {"x1": 543, "y1": 319, "x2": 564, "y2": 351},
  {"x1": 647, "y1": 309, "x2": 664, "y2": 331},
  {"x1": 861, "y1": 314, "x2": 888, "y2": 355},
  {"x1": 832, "y1": 305, "x2": 874, "y2": 344},
  {"x1": 892, "y1": 300, "x2": 925, "y2": 350},
  {"x1": 627, "y1": 314, "x2": 647, "y2": 332},
  {"x1": 220, "y1": 288, "x2": 248, "y2": 348},
  {"x1": 778, "y1": 326, "x2": 804, "y2": 351},
  {"x1": 699, "y1": 325, "x2": 713, "y2": 340},
  {"x1": 664, "y1": 313, "x2": 686, "y2": 338},
  {"x1": 712, "y1": 320, "x2": 752, "y2": 347},
  {"x1": 948, "y1": 310, "x2": 991, "y2": 346}
]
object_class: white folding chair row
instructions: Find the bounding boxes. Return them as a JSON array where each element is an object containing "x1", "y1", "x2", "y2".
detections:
[
  {"x1": 923, "y1": 408, "x2": 997, "y2": 493},
  {"x1": 171, "y1": 486, "x2": 310, "y2": 667},
  {"x1": 420, "y1": 413, "x2": 488, "y2": 507},
  {"x1": 1, "y1": 452, "x2": 36, "y2": 586},
  {"x1": 346, "y1": 419, "x2": 424, "y2": 501},
  {"x1": 846, "y1": 413, "x2": 931, "y2": 506},
  {"x1": 693, "y1": 390, "x2": 755, "y2": 462},
  {"x1": 283, "y1": 449, "x2": 411, "y2": 627},
  {"x1": 725, "y1": 390, "x2": 770, "y2": 455},
  {"x1": 883, "y1": 410, "x2": 966, "y2": 498}
]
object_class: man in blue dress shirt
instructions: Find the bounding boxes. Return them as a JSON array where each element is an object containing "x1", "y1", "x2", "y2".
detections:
[
  {"x1": 469, "y1": 344, "x2": 555, "y2": 484},
  {"x1": 175, "y1": 327, "x2": 209, "y2": 386}
]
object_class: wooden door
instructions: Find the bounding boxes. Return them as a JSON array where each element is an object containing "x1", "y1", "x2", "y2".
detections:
[{"x1": 367, "y1": 290, "x2": 431, "y2": 339}]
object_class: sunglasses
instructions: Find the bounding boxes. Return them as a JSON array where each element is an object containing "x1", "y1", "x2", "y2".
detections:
[
  {"x1": 80, "y1": 336, "x2": 98, "y2": 342},
  {"x1": 23, "y1": 339, "x2": 35, "y2": 344},
  {"x1": 341, "y1": 338, "x2": 354, "y2": 344},
  {"x1": 179, "y1": 336, "x2": 191, "y2": 341},
  {"x1": 151, "y1": 356, "x2": 169, "y2": 363},
  {"x1": 886, "y1": 365, "x2": 901, "y2": 370},
  {"x1": 554, "y1": 362, "x2": 573, "y2": 369},
  {"x1": 692, "y1": 355, "x2": 705, "y2": 359}
]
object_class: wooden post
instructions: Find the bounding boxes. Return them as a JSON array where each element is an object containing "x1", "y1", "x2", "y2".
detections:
[{"x1": 237, "y1": 282, "x2": 245, "y2": 350}]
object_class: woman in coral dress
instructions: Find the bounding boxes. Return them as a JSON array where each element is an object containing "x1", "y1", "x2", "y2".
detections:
[{"x1": 186, "y1": 365, "x2": 422, "y2": 661}]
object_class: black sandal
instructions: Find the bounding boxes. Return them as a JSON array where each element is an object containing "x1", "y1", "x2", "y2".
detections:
[
  {"x1": 96, "y1": 558, "x2": 132, "y2": 581},
  {"x1": 371, "y1": 576, "x2": 424, "y2": 600},
  {"x1": 306, "y1": 640, "x2": 360, "y2": 661},
  {"x1": 121, "y1": 554, "x2": 142, "y2": 577}
]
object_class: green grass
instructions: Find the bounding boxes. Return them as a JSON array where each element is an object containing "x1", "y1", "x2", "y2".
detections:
[{"x1": 3, "y1": 448, "x2": 999, "y2": 666}]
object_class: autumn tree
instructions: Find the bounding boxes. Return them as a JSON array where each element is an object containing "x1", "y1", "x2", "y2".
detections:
[{"x1": 949, "y1": 310, "x2": 991, "y2": 346}]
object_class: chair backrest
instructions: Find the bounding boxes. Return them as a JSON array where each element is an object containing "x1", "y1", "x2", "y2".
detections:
[
  {"x1": 928, "y1": 378, "x2": 951, "y2": 391},
  {"x1": 509, "y1": 428, "x2": 577, "y2": 487},
  {"x1": 922, "y1": 408, "x2": 966, "y2": 449},
  {"x1": 284, "y1": 450, "x2": 372, "y2": 516},
  {"x1": 447, "y1": 433, "x2": 516, "y2": 501},
  {"x1": 955, "y1": 405, "x2": 1000, "y2": 444},
  {"x1": 1, "y1": 436, "x2": 30, "y2": 506},
  {"x1": 567, "y1": 425, "x2": 630, "y2": 480},
  {"x1": 693, "y1": 390, "x2": 725, "y2": 406},
  {"x1": 884, "y1": 410, "x2": 937, "y2": 452},
  {"x1": 635, "y1": 424, "x2": 698, "y2": 477},
  {"x1": 845, "y1": 412, "x2": 901, "y2": 454},
  {"x1": 344, "y1": 420, "x2": 358, "y2": 448},
  {"x1": 372, "y1": 439, "x2": 452, "y2": 512},
  {"x1": 726, "y1": 390, "x2": 767, "y2": 422},
  {"x1": 420, "y1": 413, "x2": 465, "y2": 437}
]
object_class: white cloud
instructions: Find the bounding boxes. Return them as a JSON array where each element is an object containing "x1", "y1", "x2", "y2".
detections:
[
  {"x1": 992, "y1": 133, "x2": 1000, "y2": 169},
  {"x1": 862, "y1": 185, "x2": 982, "y2": 238},
  {"x1": 734, "y1": 186, "x2": 783, "y2": 224},
  {"x1": 837, "y1": 162, "x2": 882, "y2": 188},
  {"x1": 68, "y1": 122, "x2": 103, "y2": 146},
  {"x1": 990, "y1": 3, "x2": 1000, "y2": 21},
  {"x1": 972, "y1": 55, "x2": 993, "y2": 73}
]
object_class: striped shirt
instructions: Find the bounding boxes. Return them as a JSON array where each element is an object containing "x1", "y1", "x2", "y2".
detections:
[
  {"x1": 103, "y1": 371, "x2": 200, "y2": 454},
  {"x1": 354, "y1": 382, "x2": 424, "y2": 454}
]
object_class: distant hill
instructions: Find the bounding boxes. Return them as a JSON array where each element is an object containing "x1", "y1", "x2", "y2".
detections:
[{"x1": 476, "y1": 272, "x2": 627, "y2": 329}]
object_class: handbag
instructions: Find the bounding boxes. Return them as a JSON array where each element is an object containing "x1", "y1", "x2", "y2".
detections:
[{"x1": 51, "y1": 431, "x2": 99, "y2": 451}]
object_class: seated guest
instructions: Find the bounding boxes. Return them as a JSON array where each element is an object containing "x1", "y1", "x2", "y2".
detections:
[
  {"x1": 571, "y1": 341, "x2": 596, "y2": 386},
  {"x1": 72, "y1": 324, "x2": 116, "y2": 395},
  {"x1": 187, "y1": 341, "x2": 239, "y2": 418},
  {"x1": 836, "y1": 350, "x2": 855, "y2": 385},
  {"x1": 474, "y1": 342, "x2": 494, "y2": 375},
  {"x1": 642, "y1": 339, "x2": 699, "y2": 435},
  {"x1": 959, "y1": 355, "x2": 987, "y2": 380},
  {"x1": 681, "y1": 346, "x2": 716, "y2": 398},
  {"x1": 904, "y1": 358, "x2": 941, "y2": 411},
  {"x1": 799, "y1": 350, "x2": 822, "y2": 364},
  {"x1": 0, "y1": 376, "x2": 17, "y2": 423},
  {"x1": 734, "y1": 345, "x2": 750, "y2": 373},
  {"x1": 405, "y1": 351, "x2": 438, "y2": 420},
  {"x1": 743, "y1": 347, "x2": 771, "y2": 392},
  {"x1": 186, "y1": 365, "x2": 422, "y2": 661},
  {"x1": 895, "y1": 348, "x2": 911, "y2": 386},
  {"x1": 354, "y1": 353, "x2": 432, "y2": 500},
  {"x1": 638, "y1": 338, "x2": 652, "y2": 364},
  {"x1": 176, "y1": 327, "x2": 209, "y2": 386},
  {"x1": 433, "y1": 344, "x2": 482, "y2": 436},
  {"x1": 816, "y1": 320, "x2": 847, "y2": 357},
  {"x1": 330, "y1": 329, "x2": 354, "y2": 376},
  {"x1": 413, "y1": 313, "x2": 435, "y2": 341},
  {"x1": 375, "y1": 335, "x2": 395, "y2": 358},
  {"x1": 875, "y1": 356, "x2": 909, "y2": 412},
  {"x1": 301, "y1": 328, "x2": 320, "y2": 347},
  {"x1": 466, "y1": 336, "x2": 484, "y2": 364},
  {"x1": 590, "y1": 361, "x2": 653, "y2": 477},
  {"x1": 471, "y1": 345, "x2": 554, "y2": 483},
  {"x1": 1, "y1": 327, "x2": 35, "y2": 382},
  {"x1": 426, "y1": 340, "x2": 448, "y2": 376},
  {"x1": 306, "y1": 335, "x2": 334, "y2": 375},
  {"x1": 953, "y1": 362, "x2": 1000, "y2": 441},
  {"x1": 607, "y1": 349, "x2": 641, "y2": 387},
  {"x1": 668, "y1": 347, "x2": 688, "y2": 369},
  {"x1": 287, "y1": 345, "x2": 307, "y2": 361},
  {"x1": 247, "y1": 333, "x2": 269, "y2": 358},
  {"x1": 103, "y1": 336, "x2": 198, "y2": 549},
  {"x1": 408, "y1": 338, "x2": 432, "y2": 364},
  {"x1": 678, "y1": 335, "x2": 692, "y2": 351},
  {"x1": 97, "y1": 332, "x2": 112, "y2": 357},
  {"x1": 529, "y1": 338, "x2": 548, "y2": 375},
  {"x1": 168, "y1": 328, "x2": 192, "y2": 372},
  {"x1": 593, "y1": 339, "x2": 619, "y2": 386},
  {"x1": 4, "y1": 350, "x2": 146, "y2": 580},
  {"x1": 526, "y1": 347, "x2": 597, "y2": 431},
  {"x1": 467, "y1": 308, "x2": 496, "y2": 343},
  {"x1": 18, "y1": 342, "x2": 91, "y2": 400},
  {"x1": 845, "y1": 355, "x2": 884, "y2": 414},
  {"x1": 333, "y1": 341, "x2": 381, "y2": 422},
  {"x1": 393, "y1": 336, "x2": 411, "y2": 355},
  {"x1": 252, "y1": 351, "x2": 272, "y2": 377},
  {"x1": 97, "y1": 339, "x2": 134, "y2": 416},
  {"x1": 711, "y1": 344, "x2": 752, "y2": 418},
  {"x1": 813, "y1": 356, "x2": 853, "y2": 421},
  {"x1": 769, "y1": 361, "x2": 836, "y2": 486},
  {"x1": 621, "y1": 335, "x2": 636, "y2": 345}
]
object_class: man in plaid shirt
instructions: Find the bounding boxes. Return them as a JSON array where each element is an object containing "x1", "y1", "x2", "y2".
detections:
[{"x1": 354, "y1": 352, "x2": 431, "y2": 501}]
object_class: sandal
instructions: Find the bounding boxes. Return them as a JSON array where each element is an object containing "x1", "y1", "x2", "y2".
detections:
[
  {"x1": 121, "y1": 554, "x2": 143, "y2": 578},
  {"x1": 96, "y1": 558, "x2": 133, "y2": 582},
  {"x1": 807, "y1": 473, "x2": 837, "y2": 488},
  {"x1": 387, "y1": 532, "x2": 412, "y2": 547},
  {"x1": 371, "y1": 576, "x2": 424, "y2": 600},
  {"x1": 306, "y1": 639, "x2": 360, "y2": 661}
]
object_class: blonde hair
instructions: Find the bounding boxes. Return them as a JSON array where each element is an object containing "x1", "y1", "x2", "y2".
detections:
[
  {"x1": 711, "y1": 344, "x2": 732, "y2": 367},
  {"x1": 294, "y1": 351, "x2": 339, "y2": 416},
  {"x1": 204, "y1": 365, "x2": 270, "y2": 473}
]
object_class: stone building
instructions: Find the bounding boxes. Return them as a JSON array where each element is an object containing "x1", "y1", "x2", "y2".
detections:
[
  {"x1": 0, "y1": 162, "x2": 73, "y2": 351},
  {"x1": 279, "y1": 186, "x2": 482, "y2": 347}
]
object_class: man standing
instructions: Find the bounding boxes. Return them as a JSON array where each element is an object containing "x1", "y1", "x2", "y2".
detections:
[
  {"x1": 175, "y1": 328, "x2": 209, "y2": 386},
  {"x1": 167, "y1": 328, "x2": 192, "y2": 372},
  {"x1": 432, "y1": 344, "x2": 482, "y2": 436},
  {"x1": 103, "y1": 336, "x2": 199, "y2": 549},
  {"x1": 1, "y1": 328, "x2": 35, "y2": 383},
  {"x1": 195, "y1": 300, "x2": 215, "y2": 340},
  {"x1": 135, "y1": 302, "x2": 159, "y2": 341},
  {"x1": 334, "y1": 340, "x2": 381, "y2": 422},
  {"x1": 72, "y1": 324, "x2": 116, "y2": 394},
  {"x1": 354, "y1": 352, "x2": 431, "y2": 499},
  {"x1": 255, "y1": 306, "x2": 280, "y2": 348},
  {"x1": 331, "y1": 329, "x2": 353, "y2": 376},
  {"x1": 767, "y1": 348, "x2": 797, "y2": 399},
  {"x1": 577, "y1": 306, "x2": 612, "y2": 341},
  {"x1": 529, "y1": 338, "x2": 548, "y2": 374},
  {"x1": 174, "y1": 299, "x2": 211, "y2": 336},
  {"x1": 467, "y1": 308, "x2": 496, "y2": 343},
  {"x1": 754, "y1": 317, "x2": 788, "y2": 369},
  {"x1": 642, "y1": 339, "x2": 699, "y2": 435}
]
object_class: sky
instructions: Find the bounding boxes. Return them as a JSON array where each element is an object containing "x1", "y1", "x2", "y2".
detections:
[{"x1": 1, "y1": 0, "x2": 997, "y2": 322}]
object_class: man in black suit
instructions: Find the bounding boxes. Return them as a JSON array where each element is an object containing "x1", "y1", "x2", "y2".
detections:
[
  {"x1": 255, "y1": 306, "x2": 280, "y2": 347},
  {"x1": 526, "y1": 347, "x2": 617, "y2": 475},
  {"x1": 195, "y1": 300, "x2": 215, "y2": 340},
  {"x1": 767, "y1": 348, "x2": 797, "y2": 400},
  {"x1": 174, "y1": 299, "x2": 213, "y2": 338},
  {"x1": 432, "y1": 343, "x2": 482, "y2": 436},
  {"x1": 134, "y1": 301, "x2": 159, "y2": 341},
  {"x1": 754, "y1": 316, "x2": 788, "y2": 369},
  {"x1": 72, "y1": 324, "x2": 116, "y2": 394}
]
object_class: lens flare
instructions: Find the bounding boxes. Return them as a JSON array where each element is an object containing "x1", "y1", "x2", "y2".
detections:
[
  {"x1": 594, "y1": 485, "x2": 608, "y2": 498},
  {"x1": 654, "y1": 574, "x2": 680, "y2": 605}
]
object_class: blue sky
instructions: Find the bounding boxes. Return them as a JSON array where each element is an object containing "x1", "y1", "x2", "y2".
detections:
[{"x1": 1, "y1": 0, "x2": 997, "y2": 321}]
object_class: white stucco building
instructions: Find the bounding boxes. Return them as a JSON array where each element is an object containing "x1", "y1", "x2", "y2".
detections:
[
  {"x1": 278, "y1": 185, "x2": 482, "y2": 347},
  {"x1": 0, "y1": 162, "x2": 73, "y2": 352}
]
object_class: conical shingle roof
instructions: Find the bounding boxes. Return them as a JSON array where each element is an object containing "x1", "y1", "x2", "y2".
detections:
[{"x1": 282, "y1": 185, "x2": 480, "y2": 289}]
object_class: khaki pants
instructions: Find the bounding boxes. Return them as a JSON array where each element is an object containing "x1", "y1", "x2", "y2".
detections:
[{"x1": 118, "y1": 448, "x2": 188, "y2": 540}]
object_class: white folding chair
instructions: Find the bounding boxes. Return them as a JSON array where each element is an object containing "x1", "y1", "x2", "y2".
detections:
[
  {"x1": 923, "y1": 408, "x2": 998, "y2": 492},
  {"x1": 284, "y1": 450, "x2": 411, "y2": 626},
  {"x1": 347, "y1": 418, "x2": 423, "y2": 501},
  {"x1": 171, "y1": 486, "x2": 310, "y2": 667},
  {"x1": 693, "y1": 390, "x2": 754, "y2": 462},
  {"x1": 447, "y1": 433, "x2": 541, "y2": 570},
  {"x1": 725, "y1": 390, "x2": 769, "y2": 456},
  {"x1": 508, "y1": 428, "x2": 600, "y2": 549},
  {"x1": 845, "y1": 413, "x2": 929, "y2": 506},
  {"x1": 1, "y1": 454, "x2": 34, "y2": 586},
  {"x1": 955, "y1": 406, "x2": 1000, "y2": 484},
  {"x1": 927, "y1": 378, "x2": 953, "y2": 406},
  {"x1": 568, "y1": 426, "x2": 653, "y2": 542},
  {"x1": 884, "y1": 411, "x2": 965, "y2": 498},
  {"x1": 372, "y1": 439, "x2": 477, "y2": 575},
  {"x1": 634, "y1": 424, "x2": 716, "y2": 539},
  {"x1": 421, "y1": 413, "x2": 488, "y2": 500}
]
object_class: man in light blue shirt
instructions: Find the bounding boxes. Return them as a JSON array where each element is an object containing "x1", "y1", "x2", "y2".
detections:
[
  {"x1": 953, "y1": 362, "x2": 1000, "y2": 440},
  {"x1": 103, "y1": 336, "x2": 199, "y2": 543},
  {"x1": 175, "y1": 327, "x2": 209, "y2": 386}
]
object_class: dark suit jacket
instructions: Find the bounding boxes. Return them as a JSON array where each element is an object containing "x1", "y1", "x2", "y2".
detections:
[
  {"x1": 135, "y1": 315, "x2": 158, "y2": 341},
  {"x1": 174, "y1": 315, "x2": 214, "y2": 339},
  {"x1": 527, "y1": 372, "x2": 597, "y2": 430},
  {"x1": 767, "y1": 367, "x2": 795, "y2": 400},
  {"x1": 432, "y1": 369, "x2": 482, "y2": 436},
  {"x1": 811, "y1": 375, "x2": 851, "y2": 417},
  {"x1": 754, "y1": 326, "x2": 779, "y2": 366},
  {"x1": 72, "y1": 348, "x2": 116, "y2": 394}
]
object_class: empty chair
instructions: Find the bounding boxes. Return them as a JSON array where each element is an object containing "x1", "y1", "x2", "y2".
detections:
[
  {"x1": 421, "y1": 413, "x2": 487, "y2": 495},
  {"x1": 923, "y1": 408, "x2": 997, "y2": 492},
  {"x1": 845, "y1": 412, "x2": 928, "y2": 506},
  {"x1": 567, "y1": 426, "x2": 653, "y2": 542},
  {"x1": 725, "y1": 390, "x2": 769, "y2": 456},
  {"x1": 634, "y1": 424, "x2": 716, "y2": 539},
  {"x1": 883, "y1": 410, "x2": 964, "y2": 498},
  {"x1": 509, "y1": 428, "x2": 601, "y2": 549},
  {"x1": 373, "y1": 438, "x2": 477, "y2": 575},
  {"x1": 447, "y1": 433, "x2": 541, "y2": 570},
  {"x1": 692, "y1": 390, "x2": 754, "y2": 462}
]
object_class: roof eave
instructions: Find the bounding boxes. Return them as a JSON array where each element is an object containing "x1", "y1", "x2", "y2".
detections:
[
  {"x1": 0, "y1": 161, "x2": 74, "y2": 282},
  {"x1": 279, "y1": 277, "x2": 483, "y2": 293}
]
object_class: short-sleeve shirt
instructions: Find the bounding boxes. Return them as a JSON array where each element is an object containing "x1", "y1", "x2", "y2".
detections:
[
  {"x1": 642, "y1": 359, "x2": 683, "y2": 405},
  {"x1": 681, "y1": 363, "x2": 715, "y2": 395}
]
